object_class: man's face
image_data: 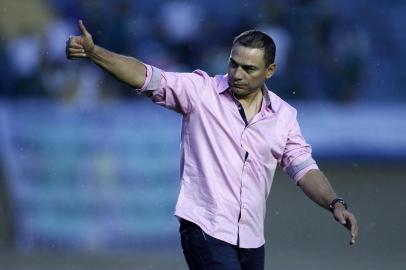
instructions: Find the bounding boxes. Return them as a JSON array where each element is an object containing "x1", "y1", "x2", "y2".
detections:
[{"x1": 227, "y1": 44, "x2": 276, "y2": 98}]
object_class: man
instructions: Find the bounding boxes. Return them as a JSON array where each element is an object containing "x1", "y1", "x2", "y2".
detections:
[{"x1": 66, "y1": 20, "x2": 358, "y2": 270}]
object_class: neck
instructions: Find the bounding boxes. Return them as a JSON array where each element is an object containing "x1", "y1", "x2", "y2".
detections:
[{"x1": 235, "y1": 88, "x2": 262, "y2": 106}]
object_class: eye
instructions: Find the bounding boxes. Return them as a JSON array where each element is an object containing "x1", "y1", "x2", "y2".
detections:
[
  {"x1": 245, "y1": 67, "x2": 255, "y2": 73},
  {"x1": 229, "y1": 60, "x2": 237, "y2": 68}
]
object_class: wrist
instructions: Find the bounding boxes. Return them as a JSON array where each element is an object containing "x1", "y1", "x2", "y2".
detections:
[
  {"x1": 329, "y1": 197, "x2": 348, "y2": 212},
  {"x1": 87, "y1": 44, "x2": 98, "y2": 59}
]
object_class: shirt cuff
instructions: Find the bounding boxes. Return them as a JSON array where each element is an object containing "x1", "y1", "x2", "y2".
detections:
[
  {"x1": 285, "y1": 158, "x2": 319, "y2": 184},
  {"x1": 135, "y1": 65, "x2": 162, "y2": 95}
]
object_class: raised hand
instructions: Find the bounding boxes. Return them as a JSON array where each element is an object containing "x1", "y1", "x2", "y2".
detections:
[
  {"x1": 65, "y1": 19, "x2": 147, "y2": 88},
  {"x1": 66, "y1": 20, "x2": 95, "y2": 59}
]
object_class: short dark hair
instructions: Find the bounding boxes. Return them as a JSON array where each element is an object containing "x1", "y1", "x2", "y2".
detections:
[{"x1": 233, "y1": 30, "x2": 276, "y2": 67}]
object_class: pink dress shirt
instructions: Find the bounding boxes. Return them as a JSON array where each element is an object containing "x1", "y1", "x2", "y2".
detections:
[{"x1": 136, "y1": 65, "x2": 319, "y2": 248}]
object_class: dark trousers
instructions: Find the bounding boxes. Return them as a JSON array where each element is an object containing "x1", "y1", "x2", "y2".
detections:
[{"x1": 179, "y1": 219, "x2": 265, "y2": 270}]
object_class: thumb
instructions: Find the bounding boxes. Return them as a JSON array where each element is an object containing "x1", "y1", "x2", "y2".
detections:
[{"x1": 78, "y1": 20, "x2": 89, "y2": 35}]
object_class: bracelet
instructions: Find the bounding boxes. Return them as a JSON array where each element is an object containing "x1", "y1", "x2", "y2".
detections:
[{"x1": 329, "y1": 197, "x2": 348, "y2": 212}]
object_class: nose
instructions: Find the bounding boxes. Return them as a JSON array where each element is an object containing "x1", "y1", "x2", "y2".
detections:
[{"x1": 233, "y1": 66, "x2": 243, "y2": 81}]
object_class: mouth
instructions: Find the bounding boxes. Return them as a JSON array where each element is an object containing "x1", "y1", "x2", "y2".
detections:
[{"x1": 230, "y1": 82, "x2": 246, "y2": 88}]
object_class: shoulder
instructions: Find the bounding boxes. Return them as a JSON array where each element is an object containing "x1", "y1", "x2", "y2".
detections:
[
  {"x1": 212, "y1": 74, "x2": 229, "y2": 92},
  {"x1": 180, "y1": 69, "x2": 220, "y2": 90},
  {"x1": 190, "y1": 69, "x2": 211, "y2": 79},
  {"x1": 268, "y1": 90, "x2": 297, "y2": 119},
  {"x1": 150, "y1": 65, "x2": 211, "y2": 82},
  {"x1": 157, "y1": 68, "x2": 215, "y2": 91}
]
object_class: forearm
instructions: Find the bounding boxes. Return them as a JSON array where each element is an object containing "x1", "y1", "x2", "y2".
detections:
[
  {"x1": 297, "y1": 169, "x2": 337, "y2": 210},
  {"x1": 88, "y1": 45, "x2": 147, "y2": 89}
]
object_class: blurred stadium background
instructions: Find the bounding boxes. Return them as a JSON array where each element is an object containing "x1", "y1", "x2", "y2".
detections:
[{"x1": 0, "y1": 0, "x2": 405, "y2": 269}]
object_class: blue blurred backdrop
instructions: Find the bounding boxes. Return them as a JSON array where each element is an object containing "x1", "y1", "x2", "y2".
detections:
[{"x1": 0, "y1": 0, "x2": 405, "y2": 269}]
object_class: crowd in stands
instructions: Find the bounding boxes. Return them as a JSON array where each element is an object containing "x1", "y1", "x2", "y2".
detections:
[{"x1": 1, "y1": 0, "x2": 404, "y2": 103}]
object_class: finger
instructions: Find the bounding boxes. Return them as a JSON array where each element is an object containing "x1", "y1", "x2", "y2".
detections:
[
  {"x1": 66, "y1": 37, "x2": 83, "y2": 49},
  {"x1": 335, "y1": 211, "x2": 347, "y2": 225},
  {"x1": 66, "y1": 42, "x2": 84, "y2": 58},
  {"x1": 69, "y1": 42, "x2": 84, "y2": 49},
  {"x1": 349, "y1": 217, "x2": 358, "y2": 244},
  {"x1": 68, "y1": 36, "x2": 84, "y2": 48},
  {"x1": 68, "y1": 53, "x2": 88, "y2": 59},
  {"x1": 342, "y1": 214, "x2": 357, "y2": 245},
  {"x1": 78, "y1": 19, "x2": 89, "y2": 35},
  {"x1": 68, "y1": 48, "x2": 85, "y2": 54},
  {"x1": 67, "y1": 56, "x2": 82, "y2": 61}
]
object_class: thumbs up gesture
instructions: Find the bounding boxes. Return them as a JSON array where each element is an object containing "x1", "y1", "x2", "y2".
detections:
[{"x1": 66, "y1": 20, "x2": 95, "y2": 59}]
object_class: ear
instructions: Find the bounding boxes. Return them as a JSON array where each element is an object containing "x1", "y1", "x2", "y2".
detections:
[{"x1": 265, "y1": 63, "x2": 276, "y2": 79}]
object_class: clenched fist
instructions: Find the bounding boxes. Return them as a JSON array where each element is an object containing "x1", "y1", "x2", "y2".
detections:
[{"x1": 66, "y1": 20, "x2": 95, "y2": 59}]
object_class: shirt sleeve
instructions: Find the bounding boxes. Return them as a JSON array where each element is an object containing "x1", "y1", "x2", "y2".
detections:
[
  {"x1": 280, "y1": 109, "x2": 319, "y2": 184},
  {"x1": 135, "y1": 64, "x2": 209, "y2": 115}
]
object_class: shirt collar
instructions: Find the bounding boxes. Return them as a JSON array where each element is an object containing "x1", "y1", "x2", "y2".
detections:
[{"x1": 217, "y1": 74, "x2": 274, "y2": 112}]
